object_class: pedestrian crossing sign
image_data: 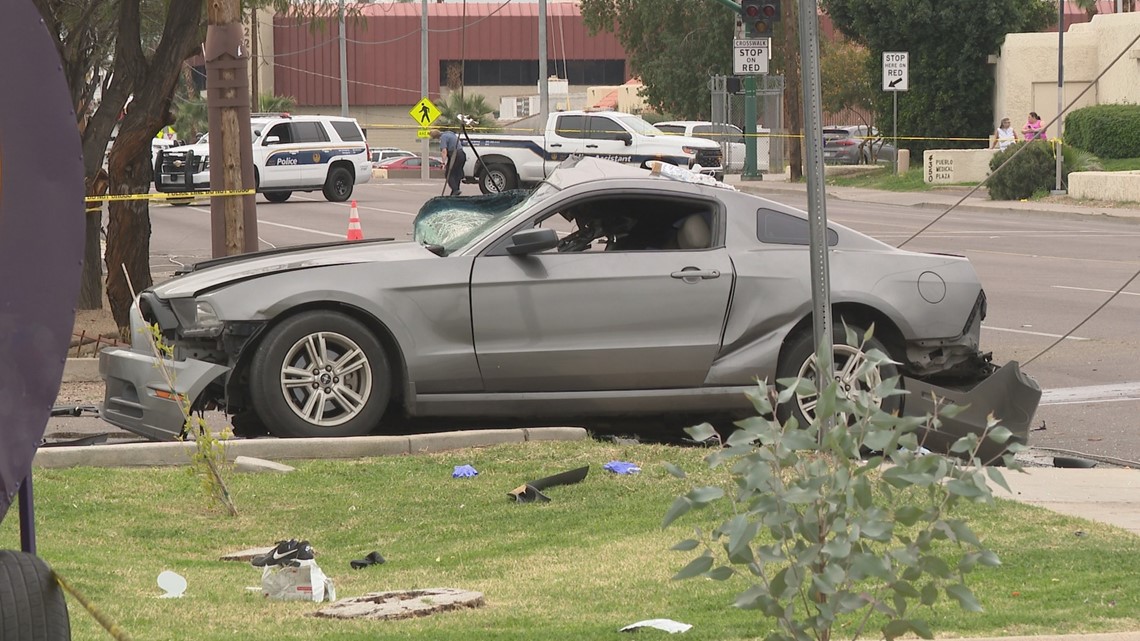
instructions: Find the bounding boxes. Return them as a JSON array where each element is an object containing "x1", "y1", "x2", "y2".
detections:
[{"x1": 410, "y1": 97, "x2": 440, "y2": 128}]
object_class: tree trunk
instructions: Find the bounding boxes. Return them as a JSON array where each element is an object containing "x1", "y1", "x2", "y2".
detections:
[{"x1": 783, "y1": 0, "x2": 804, "y2": 181}]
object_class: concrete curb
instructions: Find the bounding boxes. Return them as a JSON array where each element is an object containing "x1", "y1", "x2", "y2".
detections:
[{"x1": 32, "y1": 427, "x2": 589, "y2": 469}]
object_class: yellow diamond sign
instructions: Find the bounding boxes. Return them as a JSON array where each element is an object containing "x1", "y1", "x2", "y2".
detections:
[{"x1": 410, "y1": 97, "x2": 440, "y2": 128}]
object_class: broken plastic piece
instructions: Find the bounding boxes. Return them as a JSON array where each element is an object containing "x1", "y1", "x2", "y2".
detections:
[
  {"x1": 453, "y1": 464, "x2": 478, "y2": 478},
  {"x1": 620, "y1": 618, "x2": 692, "y2": 633},
  {"x1": 604, "y1": 460, "x2": 641, "y2": 475},
  {"x1": 508, "y1": 465, "x2": 589, "y2": 503},
  {"x1": 157, "y1": 570, "x2": 187, "y2": 598}
]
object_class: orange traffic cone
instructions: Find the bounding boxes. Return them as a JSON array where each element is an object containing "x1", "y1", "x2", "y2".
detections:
[{"x1": 346, "y1": 200, "x2": 364, "y2": 241}]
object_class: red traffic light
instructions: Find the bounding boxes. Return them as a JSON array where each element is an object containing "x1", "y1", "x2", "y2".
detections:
[
  {"x1": 762, "y1": 4, "x2": 777, "y2": 16},
  {"x1": 744, "y1": 5, "x2": 760, "y2": 17}
]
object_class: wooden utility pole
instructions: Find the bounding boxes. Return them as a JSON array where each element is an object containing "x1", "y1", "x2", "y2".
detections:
[
  {"x1": 206, "y1": 0, "x2": 258, "y2": 257},
  {"x1": 251, "y1": 8, "x2": 260, "y2": 111}
]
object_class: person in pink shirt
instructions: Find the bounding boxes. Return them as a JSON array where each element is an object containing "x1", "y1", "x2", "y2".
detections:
[{"x1": 1022, "y1": 112, "x2": 1047, "y2": 141}]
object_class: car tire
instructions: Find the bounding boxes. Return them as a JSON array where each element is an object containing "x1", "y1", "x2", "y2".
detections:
[
  {"x1": 264, "y1": 191, "x2": 292, "y2": 203},
  {"x1": 775, "y1": 321, "x2": 901, "y2": 429},
  {"x1": 478, "y1": 163, "x2": 517, "y2": 194},
  {"x1": 322, "y1": 166, "x2": 354, "y2": 202},
  {"x1": 0, "y1": 550, "x2": 71, "y2": 641},
  {"x1": 169, "y1": 197, "x2": 193, "y2": 207},
  {"x1": 249, "y1": 311, "x2": 391, "y2": 438}
]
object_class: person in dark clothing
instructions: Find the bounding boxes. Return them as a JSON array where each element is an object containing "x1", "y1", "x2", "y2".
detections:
[{"x1": 430, "y1": 128, "x2": 466, "y2": 196}]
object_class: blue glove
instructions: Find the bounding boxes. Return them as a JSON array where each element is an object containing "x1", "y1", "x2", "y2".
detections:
[
  {"x1": 452, "y1": 464, "x2": 478, "y2": 478},
  {"x1": 603, "y1": 460, "x2": 641, "y2": 475}
]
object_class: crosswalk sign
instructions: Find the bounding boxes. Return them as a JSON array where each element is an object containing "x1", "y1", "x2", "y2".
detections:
[{"x1": 410, "y1": 98, "x2": 440, "y2": 127}]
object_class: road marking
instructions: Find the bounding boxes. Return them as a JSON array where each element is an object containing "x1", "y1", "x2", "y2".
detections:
[
  {"x1": 258, "y1": 220, "x2": 345, "y2": 239},
  {"x1": 1053, "y1": 285, "x2": 1140, "y2": 297},
  {"x1": 981, "y1": 325, "x2": 1089, "y2": 341},
  {"x1": 1041, "y1": 382, "x2": 1140, "y2": 406}
]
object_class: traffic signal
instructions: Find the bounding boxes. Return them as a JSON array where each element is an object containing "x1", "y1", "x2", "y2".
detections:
[{"x1": 740, "y1": 0, "x2": 780, "y2": 38}]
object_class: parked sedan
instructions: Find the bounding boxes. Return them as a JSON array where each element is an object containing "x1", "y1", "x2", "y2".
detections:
[
  {"x1": 371, "y1": 147, "x2": 416, "y2": 168},
  {"x1": 100, "y1": 157, "x2": 1038, "y2": 459},
  {"x1": 377, "y1": 155, "x2": 444, "y2": 171},
  {"x1": 823, "y1": 125, "x2": 898, "y2": 165}
]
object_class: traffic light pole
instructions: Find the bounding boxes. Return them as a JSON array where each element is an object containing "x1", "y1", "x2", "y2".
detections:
[{"x1": 711, "y1": 0, "x2": 762, "y2": 180}]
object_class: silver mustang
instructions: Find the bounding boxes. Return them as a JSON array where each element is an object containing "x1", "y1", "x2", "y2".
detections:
[{"x1": 100, "y1": 157, "x2": 1039, "y2": 457}]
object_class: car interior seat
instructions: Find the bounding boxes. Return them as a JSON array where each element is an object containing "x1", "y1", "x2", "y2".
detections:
[{"x1": 675, "y1": 213, "x2": 711, "y2": 249}]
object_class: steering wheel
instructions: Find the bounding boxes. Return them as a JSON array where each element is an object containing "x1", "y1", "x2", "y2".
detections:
[{"x1": 557, "y1": 219, "x2": 602, "y2": 252}]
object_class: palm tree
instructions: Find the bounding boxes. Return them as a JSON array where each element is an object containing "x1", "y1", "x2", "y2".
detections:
[
  {"x1": 258, "y1": 93, "x2": 297, "y2": 113},
  {"x1": 436, "y1": 92, "x2": 500, "y2": 133}
]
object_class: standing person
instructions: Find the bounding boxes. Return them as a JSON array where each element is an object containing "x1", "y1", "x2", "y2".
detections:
[
  {"x1": 992, "y1": 117, "x2": 1018, "y2": 151},
  {"x1": 1022, "y1": 112, "x2": 1047, "y2": 142},
  {"x1": 430, "y1": 128, "x2": 466, "y2": 196}
]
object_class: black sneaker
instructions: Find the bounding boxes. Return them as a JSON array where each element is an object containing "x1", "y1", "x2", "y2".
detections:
[
  {"x1": 251, "y1": 539, "x2": 303, "y2": 567},
  {"x1": 295, "y1": 540, "x2": 314, "y2": 562}
]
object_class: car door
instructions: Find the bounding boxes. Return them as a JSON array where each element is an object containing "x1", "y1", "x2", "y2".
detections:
[
  {"x1": 547, "y1": 114, "x2": 589, "y2": 173},
  {"x1": 468, "y1": 195, "x2": 734, "y2": 392},
  {"x1": 290, "y1": 121, "x2": 332, "y2": 186},
  {"x1": 259, "y1": 122, "x2": 300, "y2": 188},
  {"x1": 585, "y1": 115, "x2": 635, "y2": 162}
]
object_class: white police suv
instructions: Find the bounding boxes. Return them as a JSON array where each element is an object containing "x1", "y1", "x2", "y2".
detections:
[{"x1": 154, "y1": 113, "x2": 372, "y2": 203}]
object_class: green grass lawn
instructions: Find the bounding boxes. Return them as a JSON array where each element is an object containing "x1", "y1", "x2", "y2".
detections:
[
  {"x1": 3, "y1": 440, "x2": 1138, "y2": 641},
  {"x1": 1099, "y1": 157, "x2": 1140, "y2": 172},
  {"x1": 825, "y1": 167, "x2": 935, "y2": 191}
]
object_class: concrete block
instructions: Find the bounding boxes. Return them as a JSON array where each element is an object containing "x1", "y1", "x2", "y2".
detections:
[
  {"x1": 923, "y1": 148, "x2": 997, "y2": 184},
  {"x1": 1069, "y1": 170, "x2": 1140, "y2": 203},
  {"x1": 408, "y1": 429, "x2": 525, "y2": 453},
  {"x1": 224, "y1": 435, "x2": 411, "y2": 461},
  {"x1": 523, "y1": 427, "x2": 589, "y2": 442}
]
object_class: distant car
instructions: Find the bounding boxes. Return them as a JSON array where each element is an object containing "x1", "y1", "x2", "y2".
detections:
[
  {"x1": 823, "y1": 125, "x2": 897, "y2": 165},
  {"x1": 655, "y1": 120, "x2": 769, "y2": 173},
  {"x1": 100, "y1": 156, "x2": 1039, "y2": 463},
  {"x1": 378, "y1": 155, "x2": 443, "y2": 171},
  {"x1": 371, "y1": 148, "x2": 416, "y2": 168}
]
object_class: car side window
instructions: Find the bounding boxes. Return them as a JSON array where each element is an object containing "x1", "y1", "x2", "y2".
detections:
[
  {"x1": 329, "y1": 121, "x2": 364, "y2": 142},
  {"x1": 524, "y1": 196, "x2": 719, "y2": 254},
  {"x1": 265, "y1": 123, "x2": 292, "y2": 145},
  {"x1": 756, "y1": 208, "x2": 838, "y2": 246},
  {"x1": 588, "y1": 116, "x2": 627, "y2": 140},
  {"x1": 555, "y1": 115, "x2": 587, "y2": 139},
  {"x1": 292, "y1": 121, "x2": 330, "y2": 143},
  {"x1": 656, "y1": 125, "x2": 684, "y2": 135}
]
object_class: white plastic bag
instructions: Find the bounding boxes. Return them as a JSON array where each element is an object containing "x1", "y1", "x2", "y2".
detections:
[{"x1": 260, "y1": 560, "x2": 336, "y2": 602}]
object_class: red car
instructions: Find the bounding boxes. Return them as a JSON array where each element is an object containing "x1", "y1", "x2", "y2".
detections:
[{"x1": 378, "y1": 155, "x2": 444, "y2": 170}]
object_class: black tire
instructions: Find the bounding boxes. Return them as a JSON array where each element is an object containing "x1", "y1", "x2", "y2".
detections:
[
  {"x1": 249, "y1": 311, "x2": 391, "y2": 438},
  {"x1": 775, "y1": 321, "x2": 901, "y2": 428},
  {"x1": 264, "y1": 191, "x2": 292, "y2": 203},
  {"x1": 169, "y1": 197, "x2": 193, "y2": 207},
  {"x1": 478, "y1": 163, "x2": 518, "y2": 194},
  {"x1": 0, "y1": 550, "x2": 71, "y2": 641},
  {"x1": 322, "y1": 166, "x2": 354, "y2": 202}
]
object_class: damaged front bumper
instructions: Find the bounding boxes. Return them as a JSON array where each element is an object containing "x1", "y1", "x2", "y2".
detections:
[
  {"x1": 100, "y1": 348, "x2": 229, "y2": 441},
  {"x1": 901, "y1": 360, "x2": 1041, "y2": 462}
]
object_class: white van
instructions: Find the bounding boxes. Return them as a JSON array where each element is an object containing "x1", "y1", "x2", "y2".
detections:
[{"x1": 655, "y1": 121, "x2": 770, "y2": 173}]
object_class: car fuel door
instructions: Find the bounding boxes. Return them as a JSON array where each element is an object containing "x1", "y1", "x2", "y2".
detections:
[{"x1": 470, "y1": 243, "x2": 734, "y2": 393}]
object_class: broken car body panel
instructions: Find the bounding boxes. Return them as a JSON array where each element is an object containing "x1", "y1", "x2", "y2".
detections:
[{"x1": 99, "y1": 157, "x2": 1039, "y2": 449}]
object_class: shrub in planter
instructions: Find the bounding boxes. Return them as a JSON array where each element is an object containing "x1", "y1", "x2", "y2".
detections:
[
  {"x1": 987, "y1": 140, "x2": 1055, "y2": 200},
  {"x1": 1064, "y1": 104, "x2": 1140, "y2": 159}
]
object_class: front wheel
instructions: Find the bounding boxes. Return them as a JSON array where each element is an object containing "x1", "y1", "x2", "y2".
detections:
[
  {"x1": 322, "y1": 166, "x2": 354, "y2": 202},
  {"x1": 264, "y1": 190, "x2": 292, "y2": 203},
  {"x1": 775, "y1": 321, "x2": 901, "y2": 428},
  {"x1": 478, "y1": 163, "x2": 518, "y2": 194},
  {"x1": 249, "y1": 311, "x2": 391, "y2": 438}
]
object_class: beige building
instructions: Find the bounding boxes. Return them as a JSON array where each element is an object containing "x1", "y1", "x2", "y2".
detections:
[{"x1": 993, "y1": 12, "x2": 1140, "y2": 137}]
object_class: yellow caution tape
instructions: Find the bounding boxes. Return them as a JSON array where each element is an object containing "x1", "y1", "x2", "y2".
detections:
[{"x1": 84, "y1": 189, "x2": 255, "y2": 205}]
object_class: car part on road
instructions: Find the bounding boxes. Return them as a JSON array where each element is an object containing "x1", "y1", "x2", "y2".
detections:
[
  {"x1": 249, "y1": 311, "x2": 391, "y2": 438},
  {"x1": 508, "y1": 465, "x2": 590, "y2": 503}
]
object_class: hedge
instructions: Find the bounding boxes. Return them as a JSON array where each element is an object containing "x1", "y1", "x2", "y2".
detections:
[{"x1": 1064, "y1": 104, "x2": 1140, "y2": 159}]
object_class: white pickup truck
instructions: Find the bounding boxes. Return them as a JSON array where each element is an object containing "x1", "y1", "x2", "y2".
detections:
[{"x1": 459, "y1": 110, "x2": 724, "y2": 193}]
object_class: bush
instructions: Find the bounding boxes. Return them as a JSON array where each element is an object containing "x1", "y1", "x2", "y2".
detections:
[
  {"x1": 1064, "y1": 104, "x2": 1140, "y2": 159},
  {"x1": 987, "y1": 141, "x2": 1055, "y2": 200}
]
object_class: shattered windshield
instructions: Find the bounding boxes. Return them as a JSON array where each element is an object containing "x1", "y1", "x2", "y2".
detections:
[{"x1": 415, "y1": 182, "x2": 560, "y2": 256}]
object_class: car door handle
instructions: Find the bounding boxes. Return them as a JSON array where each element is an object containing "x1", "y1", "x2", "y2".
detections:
[
  {"x1": 671, "y1": 268, "x2": 720, "y2": 282},
  {"x1": 586, "y1": 144, "x2": 599, "y2": 148},
  {"x1": 550, "y1": 143, "x2": 562, "y2": 148}
]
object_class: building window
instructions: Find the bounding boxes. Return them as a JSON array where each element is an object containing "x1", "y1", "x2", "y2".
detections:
[{"x1": 439, "y1": 60, "x2": 625, "y2": 86}]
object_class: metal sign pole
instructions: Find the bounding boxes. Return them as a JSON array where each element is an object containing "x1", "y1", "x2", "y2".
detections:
[{"x1": 893, "y1": 90, "x2": 898, "y2": 173}]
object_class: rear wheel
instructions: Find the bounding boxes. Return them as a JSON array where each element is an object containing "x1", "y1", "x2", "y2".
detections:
[
  {"x1": 0, "y1": 550, "x2": 71, "y2": 641},
  {"x1": 322, "y1": 166, "x2": 354, "y2": 202},
  {"x1": 168, "y1": 197, "x2": 194, "y2": 207},
  {"x1": 478, "y1": 163, "x2": 518, "y2": 194},
  {"x1": 775, "y1": 321, "x2": 901, "y2": 428},
  {"x1": 264, "y1": 191, "x2": 292, "y2": 203},
  {"x1": 249, "y1": 311, "x2": 391, "y2": 438}
]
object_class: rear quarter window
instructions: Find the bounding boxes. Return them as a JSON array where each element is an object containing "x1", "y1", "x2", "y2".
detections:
[
  {"x1": 756, "y1": 209, "x2": 838, "y2": 246},
  {"x1": 330, "y1": 121, "x2": 364, "y2": 142}
]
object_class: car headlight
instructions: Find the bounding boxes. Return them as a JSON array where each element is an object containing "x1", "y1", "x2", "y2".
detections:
[
  {"x1": 682, "y1": 146, "x2": 700, "y2": 155},
  {"x1": 182, "y1": 300, "x2": 224, "y2": 338}
]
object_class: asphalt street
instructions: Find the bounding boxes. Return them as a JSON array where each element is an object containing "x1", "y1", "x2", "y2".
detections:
[{"x1": 62, "y1": 178, "x2": 1140, "y2": 463}]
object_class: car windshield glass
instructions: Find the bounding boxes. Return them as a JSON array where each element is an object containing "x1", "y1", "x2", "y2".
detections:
[
  {"x1": 614, "y1": 115, "x2": 662, "y2": 136},
  {"x1": 426, "y1": 182, "x2": 561, "y2": 256}
]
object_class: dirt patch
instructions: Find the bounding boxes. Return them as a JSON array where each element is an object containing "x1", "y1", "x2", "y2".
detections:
[{"x1": 70, "y1": 289, "x2": 124, "y2": 357}]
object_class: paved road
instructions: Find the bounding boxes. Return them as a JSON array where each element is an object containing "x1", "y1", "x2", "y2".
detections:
[{"x1": 74, "y1": 179, "x2": 1140, "y2": 463}]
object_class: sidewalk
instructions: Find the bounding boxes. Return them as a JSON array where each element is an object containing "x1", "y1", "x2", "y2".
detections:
[{"x1": 721, "y1": 171, "x2": 1140, "y2": 221}]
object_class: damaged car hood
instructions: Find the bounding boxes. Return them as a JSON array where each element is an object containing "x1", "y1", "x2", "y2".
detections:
[{"x1": 156, "y1": 239, "x2": 436, "y2": 298}]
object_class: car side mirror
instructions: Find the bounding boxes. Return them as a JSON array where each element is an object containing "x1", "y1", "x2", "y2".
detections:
[
  {"x1": 264, "y1": 135, "x2": 280, "y2": 145},
  {"x1": 617, "y1": 131, "x2": 632, "y2": 146},
  {"x1": 506, "y1": 227, "x2": 559, "y2": 255}
]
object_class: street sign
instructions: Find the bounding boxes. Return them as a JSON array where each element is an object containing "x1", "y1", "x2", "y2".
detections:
[
  {"x1": 882, "y1": 51, "x2": 908, "y2": 91},
  {"x1": 410, "y1": 97, "x2": 440, "y2": 128},
  {"x1": 416, "y1": 128, "x2": 431, "y2": 139},
  {"x1": 733, "y1": 38, "x2": 770, "y2": 75}
]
